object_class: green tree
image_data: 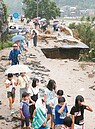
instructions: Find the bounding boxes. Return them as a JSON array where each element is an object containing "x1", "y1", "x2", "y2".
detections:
[
  {"x1": 69, "y1": 22, "x2": 95, "y2": 61},
  {"x1": 23, "y1": 0, "x2": 60, "y2": 19},
  {"x1": 0, "y1": 1, "x2": 8, "y2": 43}
]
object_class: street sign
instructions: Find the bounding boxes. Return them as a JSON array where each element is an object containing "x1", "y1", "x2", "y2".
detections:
[{"x1": 13, "y1": 13, "x2": 19, "y2": 19}]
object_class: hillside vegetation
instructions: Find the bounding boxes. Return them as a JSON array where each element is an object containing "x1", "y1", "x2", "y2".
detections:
[
  {"x1": 54, "y1": 0, "x2": 95, "y2": 9},
  {"x1": 4, "y1": 0, "x2": 95, "y2": 14}
]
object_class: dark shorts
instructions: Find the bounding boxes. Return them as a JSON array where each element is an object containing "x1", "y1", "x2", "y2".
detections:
[
  {"x1": 46, "y1": 105, "x2": 52, "y2": 114},
  {"x1": 7, "y1": 92, "x2": 15, "y2": 98},
  {"x1": 52, "y1": 114, "x2": 55, "y2": 123},
  {"x1": 21, "y1": 117, "x2": 30, "y2": 127}
]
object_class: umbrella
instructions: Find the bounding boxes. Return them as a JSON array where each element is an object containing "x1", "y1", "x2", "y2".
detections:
[
  {"x1": 5, "y1": 65, "x2": 31, "y2": 74},
  {"x1": 40, "y1": 18, "x2": 46, "y2": 21},
  {"x1": 33, "y1": 17, "x2": 38, "y2": 21},
  {"x1": 11, "y1": 35, "x2": 25, "y2": 42},
  {"x1": 9, "y1": 29, "x2": 19, "y2": 34},
  {"x1": 22, "y1": 28, "x2": 29, "y2": 33},
  {"x1": 53, "y1": 19, "x2": 59, "y2": 22},
  {"x1": 53, "y1": 22, "x2": 59, "y2": 26}
]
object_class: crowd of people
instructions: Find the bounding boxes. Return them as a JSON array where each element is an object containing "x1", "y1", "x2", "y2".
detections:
[
  {"x1": 5, "y1": 73, "x2": 93, "y2": 129},
  {"x1": 5, "y1": 18, "x2": 93, "y2": 129}
]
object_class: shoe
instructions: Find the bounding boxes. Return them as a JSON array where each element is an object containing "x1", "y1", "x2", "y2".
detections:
[{"x1": 10, "y1": 110, "x2": 14, "y2": 114}]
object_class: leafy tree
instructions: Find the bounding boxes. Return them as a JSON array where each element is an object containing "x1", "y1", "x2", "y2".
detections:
[
  {"x1": 69, "y1": 22, "x2": 95, "y2": 61},
  {"x1": 23, "y1": 0, "x2": 60, "y2": 19},
  {"x1": 0, "y1": 0, "x2": 9, "y2": 49}
]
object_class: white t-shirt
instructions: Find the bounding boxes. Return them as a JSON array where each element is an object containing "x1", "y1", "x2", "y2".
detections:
[
  {"x1": 27, "y1": 86, "x2": 39, "y2": 96},
  {"x1": 50, "y1": 97, "x2": 58, "y2": 115},
  {"x1": 5, "y1": 79, "x2": 16, "y2": 92},
  {"x1": 45, "y1": 88, "x2": 56, "y2": 105}
]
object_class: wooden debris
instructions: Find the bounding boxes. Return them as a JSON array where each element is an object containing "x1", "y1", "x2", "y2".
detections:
[
  {"x1": 44, "y1": 30, "x2": 51, "y2": 34},
  {"x1": 39, "y1": 34, "x2": 57, "y2": 40},
  {"x1": 59, "y1": 26, "x2": 72, "y2": 35},
  {"x1": 44, "y1": 39, "x2": 49, "y2": 44}
]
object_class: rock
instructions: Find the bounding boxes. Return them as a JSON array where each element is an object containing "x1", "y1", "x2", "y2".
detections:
[
  {"x1": 0, "y1": 66, "x2": 6, "y2": 72},
  {"x1": 88, "y1": 73, "x2": 94, "y2": 78},
  {"x1": 73, "y1": 68, "x2": 79, "y2": 71},
  {"x1": 0, "y1": 101, "x2": 2, "y2": 105},
  {"x1": 0, "y1": 115, "x2": 5, "y2": 120},
  {"x1": 0, "y1": 56, "x2": 8, "y2": 60},
  {"x1": 67, "y1": 95, "x2": 71, "y2": 97},
  {"x1": 5, "y1": 117, "x2": 12, "y2": 122},
  {"x1": 89, "y1": 85, "x2": 95, "y2": 89},
  {"x1": 93, "y1": 86, "x2": 95, "y2": 90}
]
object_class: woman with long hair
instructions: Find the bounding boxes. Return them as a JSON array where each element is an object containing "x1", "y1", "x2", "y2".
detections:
[
  {"x1": 27, "y1": 78, "x2": 39, "y2": 121},
  {"x1": 45, "y1": 79, "x2": 56, "y2": 129}
]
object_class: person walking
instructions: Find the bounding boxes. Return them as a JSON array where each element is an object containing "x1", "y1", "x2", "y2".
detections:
[
  {"x1": 5, "y1": 73, "x2": 18, "y2": 114},
  {"x1": 27, "y1": 78, "x2": 39, "y2": 121},
  {"x1": 20, "y1": 92, "x2": 30, "y2": 129},
  {"x1": 17, "y1": 72, "x2": 30, "y2": 101},
  {"x1": 32, "y1": 30, "x2": 37, "y2": 47},
  {"x1": 44, "y1": 79, "x2": 56, "y2": 129},
  {"x1": 32, "y1": 98, "x2": 48, "y2": 129},
  {"x1": 8, "y1": 44, "x2": 21, "y2": 65}
]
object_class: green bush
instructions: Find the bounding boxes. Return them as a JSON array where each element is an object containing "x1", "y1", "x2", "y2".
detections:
[
  {"x1": 69, "y1": 22, "x2": 95, "y2": 61},
  {"x1": 0, "y1": 41, "x2": 13, "y2": 50}
]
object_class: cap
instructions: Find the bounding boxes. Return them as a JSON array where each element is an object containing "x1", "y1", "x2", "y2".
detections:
[{"x1": 13, "y1": 44, "x2": 18, "y2": 47}]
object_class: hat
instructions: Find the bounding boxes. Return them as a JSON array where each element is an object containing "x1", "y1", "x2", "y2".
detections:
[{"x1": 13, "y1": 44, "x2": 18, "y2": 47}]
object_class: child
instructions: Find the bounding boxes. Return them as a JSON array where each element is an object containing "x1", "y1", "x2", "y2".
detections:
[
  {"x1": 27, "y1": 78, "x2": 39, "y2": 121},
  {"x1": 61, "y1": 116, "x2": 72, "y2": 129},
  {"x1": 5, "y1": 73, "x2": 18, "y2": 114},
  {"x1": 20, "y1": 92, "x2": 30, "y2": 129},
  {"x1": 55, "y1": 97, "x2": 68, "y2": 129},
  {"x1": 32, "y1": 98, "x2": 48, "y2": 129},
  {"x1": 45, "y1": 79, "x2": 56, "y2": 122},
  {"x1": 70, "y1": 95, "x2": 93, "y2": 129},
  {"x1": 50, "y1": 90, "x2": 64, "y2": 129}
]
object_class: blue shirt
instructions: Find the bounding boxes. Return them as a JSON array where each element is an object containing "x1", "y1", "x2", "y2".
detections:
[
  {"x1": 9, "y1": 49, "x2": 20, "y2": 65},
  {"x1": 55, "y1": 104, "x2": 68, "y2": 125},
  {"x1": 20, "y1": 100, "x2": 30, "y2": 117}
]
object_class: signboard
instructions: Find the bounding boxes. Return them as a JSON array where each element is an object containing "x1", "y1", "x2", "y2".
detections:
[{"x1": 13, "y1": 13, "x2": 19, "y2": 19}]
